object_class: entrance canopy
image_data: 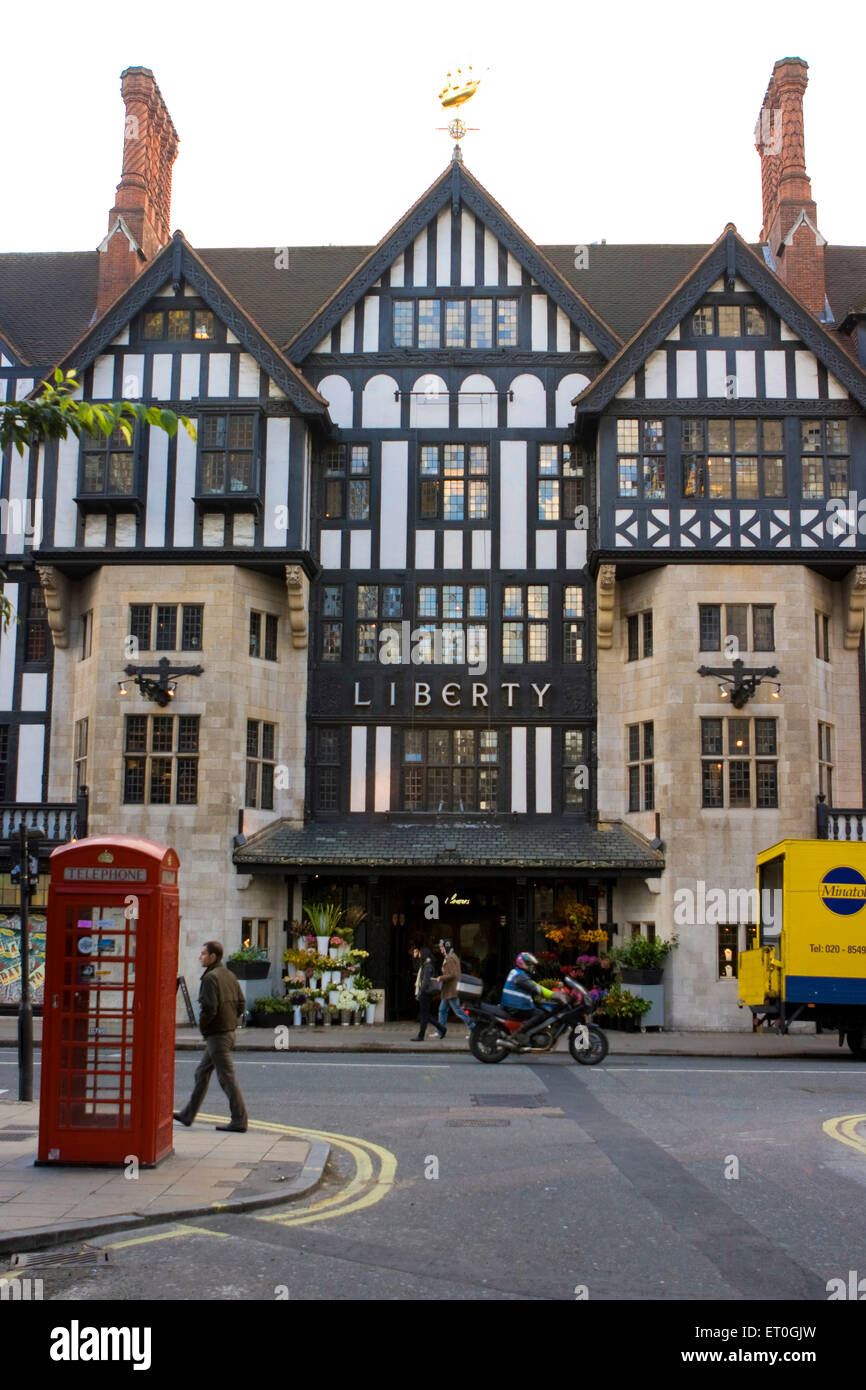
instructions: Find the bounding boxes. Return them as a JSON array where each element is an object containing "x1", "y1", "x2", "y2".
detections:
[{"x1": 233, "y1": 818, "x2": 664, "y2": 875}]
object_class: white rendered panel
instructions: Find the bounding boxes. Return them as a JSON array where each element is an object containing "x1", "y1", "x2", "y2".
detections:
[
  {"x1": 207, "y1": 353, "x2": 231, "y2": 396},
  {"x1": 472, "y1": 531, "x2": 492, "y2": 569},
  {"x1": 483, "y1": 229, "x2": 499, "y2": 285},
  {"x1": 615, "y1": 377, "x2": 635, "y2": 399},
  {"x1": 531, "y1": 296, "x2": 548, "y2": 351},
  {"x1": 705, "y1": 350, "x2": 728, "y2": 397},
  {"x1": 0, "y1": 380, "x2": 5, "y2": 401},
  {"x1": 443, "y1": 531, "x2": 463, "y2": 568},
  {"x1": 556, "y1": 309, "x2": 570, "y2": 351},
  {"x1": 644, "y1": 350, "x2": 667, "y2": 397},
  {"x1": 411, "y1": 228, "x2": 428, "y2": 286},
  {"x1": 54, "y1": 437, "x2": 78, "y2": 546},
  {"x1": 350, "y1": 530, "x2": 371, "y2": 569},
  {"x1": 390, "y1": 253, "x2": 405, "y2": 287},
  {"x1": 320, "y1": 530, "x2": 342, "y2": 569},
  {"x1": 535, "y1": 531, "x2": 557, "y2": 568},
  {"x1": 499, "y1": 442, "x2": 527, "y2": 568},
  {"x1": 379, "y1": 443, "x2": 408, "y2": 567},
  {"x1": 91, "y1": 355, "x2": 114, "y2": 398},
  {"x1": 145, "y1": 430, "x2": 168, "y2": 547},
  {"x1": 735, "y1": 350, "x2": 757, "y2": 398},
  {"x1": 362, "y1": 374, "x2": 400, "y2": 427},
  {"x1": 16, "y1": 725, "x2": 44, "y2": 801},
  {"x1": 555, "y1": 374, "x2": 590, "y2": 426},
  {"x1": 508, "y1": 374, "x2": 545, "y2": 427},
  {"x1": 83, "y1": 514, "x2": 107, "y2": 547},
  {"x1": 535, "y1": 727, "x2": 552, "y2": 814},
  {"x1": 14, "y1": 378, "x2": 33, "y2": 399},
  {"x1": 121, "y1": 354, "x2": 144, "y2": 398},
  {"x1": 314, "y1": 337, "x2": 330, "y2": 353},
  {"x1": 579, "y1": 334, "x2": 595, "y2": 352},
  {"x1": 340, "y1": 311, "x2": 355, "y2": 353},
  {"x1": 34, "y1": 444, "x2": 44, "y2": 547},
  {"x1": 180, "y1": 354, "x2": 201, "y2": 398},
  {"x1": 115, "y1": 514, "x2": 137, "y2": 547},
  {"x1": 764, "y1": 351, "x2": 787, "y2": 397},
  {"x1": 268, "y1": 379, "x2": 287, "y2": 399},
  {"x1": 460, "y1": 210, "x2": 475, "y2": 286},
  {"x1": 172, "y1": 425, "x2": 197, "y2": 545},
  {"x1": 350, "y1": 727, "x2": 367, "y2": 812},
  {"x1": 436, "y1": 208, "x2": 451, "y2": 286},
  {"x1": 4, "y1": 449, "x2": 30, "y2": 555},
  {"x1": 233, "y1": 513, "x2": 255, "y2": 546},
  {"x1": 151, "y1": 354, "x2": 173, "y2": 399},
  {"x1": 506, "y1": 252, "x2": 522, "y2": 285},
  {"x1": 202, "y1": 510, "x2": 225, "y2": 544},
  {"x1": 374, "y1": 728, "x2": 392, "y2": 813},
  {"x1": 666, "y1": 325, "x2": 681, "y2": 341},
  {"x1": 226, "y1": 330, "x2": 240, "y2": 344},
  {"x1": 795, "y1": 351, "x2": 820, "y2": 398},
  {"x1": 676, "y1": 351, "x2": 698, "y2": 396},
  {"x1": 511, "y1": 728, "x2": 527, "y2": 813},
  {"x1": 410, "y1": 374, "x2": 448, "y2": 427},
  {"x1": 566, "y1": 530, "x2": 587, "y2": 568},
  {"x1": 264, "y1": 418, "x2": 291, "y2": 545},
  {"x1": 780, "y1": 320, "x2": 798, "y2": 340},
  {"x1": 111, "y1": 328, "x2": 129, "y2": 345},
  {"x1": 363, "y1": 297, "x2": 379, "y2": 351},
  {"x1": 458, "y1": 373, "x2": 497, "y2": 428},
  {"x1": 238, "y1": 354, "x2": 260, "y2": 396},
  {"x1": 0, "y1": 584, "x2": 18, "y2": 707},
  {"x1": 20, "y1": 672, "x2": 47, "y2": 711},
  {"x1": 318, "y1": 374, "x2": 352, "y2": 429},
  {"x1": 415, "y1": 531, "x2": 435, "y2": 568},
  {"x1": 827, "y1": 373, "x2": 847, "y2": 400}
]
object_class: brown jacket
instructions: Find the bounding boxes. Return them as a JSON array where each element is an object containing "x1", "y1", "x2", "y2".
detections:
[
  {"x1": 439, "y1": 950, "x2": 461, "y2": 1000},
  {"x1": 199, "y1": 964, "x2": 245, "y2": 1037}
]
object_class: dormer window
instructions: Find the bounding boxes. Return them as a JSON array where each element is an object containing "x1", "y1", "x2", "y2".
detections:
[{"x1": 143, "y1": 308, "x2": 216, "y2": 341}]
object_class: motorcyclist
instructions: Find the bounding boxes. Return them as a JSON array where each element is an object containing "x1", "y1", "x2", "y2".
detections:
[{"x1": 501, "y1": 953, "x2": 556, "y2": 1037}]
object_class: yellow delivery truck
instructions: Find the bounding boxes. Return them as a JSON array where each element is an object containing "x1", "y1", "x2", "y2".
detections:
[{"x1": 738, "y1": 840, "x2": 866, "y2": 1057}]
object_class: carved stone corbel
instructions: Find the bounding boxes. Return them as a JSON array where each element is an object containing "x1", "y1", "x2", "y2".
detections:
[
  {"x1": 36, "y1": 564, "x2": 70, "y2": 649},
  {"x1": 843, "y1": 564, "x2": 866, "y2": 650},
  {"x1": 284, "y1": 565, "x2": 308, "y2": 650},
  {"x1": 596, "y1": 564, "x2": 616, "y2": 650}
]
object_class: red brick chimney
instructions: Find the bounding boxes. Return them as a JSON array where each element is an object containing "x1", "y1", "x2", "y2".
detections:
[
  {"x1": 96, "y1": 67, "x2": 179, "y2": 317},
  {"x1": 755, "y1": 57, "x2": 826, "y2": 318}
]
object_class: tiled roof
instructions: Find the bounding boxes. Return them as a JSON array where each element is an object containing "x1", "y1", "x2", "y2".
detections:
[
  {"x1": 233, "y1": 817, "x2": 664, "y2": 872},
  {"x1": 0, "y1": 252, "x2": 98, "y2": 366}
]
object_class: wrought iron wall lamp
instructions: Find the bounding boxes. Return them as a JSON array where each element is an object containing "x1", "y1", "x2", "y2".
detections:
[
  {"x1": 118, "y1": 656, "x2": 204, "y2": 707},
  {"x1": 697, "y1": 658, "x2": 780, "y2": 709}
]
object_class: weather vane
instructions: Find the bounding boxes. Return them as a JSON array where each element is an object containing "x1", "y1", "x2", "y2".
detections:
[{"x1": 437, "y1": 67, "x2": 481, "y2": 161}]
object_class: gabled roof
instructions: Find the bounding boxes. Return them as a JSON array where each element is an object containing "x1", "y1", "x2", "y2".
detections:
[
  {"x1": 283, "y1": 161, "x2": 623, "y2": 362},
  {"x1": 573, "y1": 226, "x2": 866, "y2": 415},
  {"x1": 0, "y1": 252, "x2": 98, "y2": 365},
  {"x1": 58, "y1": 234, "x2": 328, "y2": 417},
  {"x1": 0, "y1": 321, "x2": 29, "y2": 367}
]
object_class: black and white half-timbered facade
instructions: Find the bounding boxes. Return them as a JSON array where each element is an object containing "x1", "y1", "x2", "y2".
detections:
[{"x1": 2, "y1": 58, "x2": 865, "y2": 1023}]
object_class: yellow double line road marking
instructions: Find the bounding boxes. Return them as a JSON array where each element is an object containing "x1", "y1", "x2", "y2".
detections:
[
  {"x1": 822, "y1": 1113, "x2": 866, "y2": 1156},
  {"x1": 248, "y1": 1119, "x2": 397, "y2": 1228}
]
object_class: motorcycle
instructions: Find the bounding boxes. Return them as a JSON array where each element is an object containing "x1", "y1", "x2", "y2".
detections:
[{"x1": 465, "y1": 976, "x2": 609, "y2": 1065}]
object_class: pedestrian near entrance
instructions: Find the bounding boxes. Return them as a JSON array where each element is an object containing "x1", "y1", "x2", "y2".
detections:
[
  {"x1": 434, "y1": 939, "x2": 471, "y2": 1037},
  {"x1": 174, "y1": 941, "x2": 249, "y2": 1132},
  {"x1": 411, "y1": 946, "x2": 438, "y2": 1040}
]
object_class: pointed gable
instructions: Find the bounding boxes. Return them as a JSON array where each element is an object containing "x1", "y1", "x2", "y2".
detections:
[
  {"x1": 284, "y1": 161, "x2": 621, "y2": 361},
  {"x1": 58, "y1": 234, "x2": 327, "y2": 417},
  {"x1": 574, "y1": 227, "x2": 866, "y2": 414}
]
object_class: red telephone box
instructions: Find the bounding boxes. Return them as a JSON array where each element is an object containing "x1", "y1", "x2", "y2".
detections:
[{"x1": 38, "y1": 836, "x2": 180, "y2": 1167}]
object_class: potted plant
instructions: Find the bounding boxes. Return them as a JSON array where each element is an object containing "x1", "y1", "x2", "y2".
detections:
[
  {"x1": 250, "y1": 993, "x2": 295, "y2": 1027},
  {"x1": 608, "y1": 934, "x2": 678, "y2": 985},
  {"x1": 226, "y1": 944, "x2": 271, "y2": 980},
  {"x1": 303, "y1": 899, "x2": 344, "y2": 954},
  {"x1": 353, "y1": 975, "x2": 377, "y2": 1024}
]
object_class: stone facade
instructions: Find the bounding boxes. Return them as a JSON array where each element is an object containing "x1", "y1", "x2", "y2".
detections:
[
  {"x1": 597, "y1": 563, "x2": 862, "y2": 1028},
  {"x1": 45, "y1": 563, "x2": 308, "y2": 1006}
]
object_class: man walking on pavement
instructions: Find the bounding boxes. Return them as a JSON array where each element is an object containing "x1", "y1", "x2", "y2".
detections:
[
  {"x1": 434, "y1": 938, "x2": 471, "y2": 1038},
  {"x1": 174, "y1": 941, "x2": 249, "y2": 1132}
]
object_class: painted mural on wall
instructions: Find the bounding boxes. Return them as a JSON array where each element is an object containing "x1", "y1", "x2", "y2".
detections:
[{"x1": 0, "y1": 916, "x2": 46, "y2": 1005}]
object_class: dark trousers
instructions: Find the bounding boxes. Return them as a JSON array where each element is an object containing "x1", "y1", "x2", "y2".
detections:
[
  {"x1": 176, "y1": 1031, "x2": 248, "y2": 1127},
  {"x1": 416, "y1": 992, "x2": 437, "y2": 1038}
]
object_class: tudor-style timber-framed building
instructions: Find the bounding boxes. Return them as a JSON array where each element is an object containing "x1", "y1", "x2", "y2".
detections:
[{"x1": 1, "y1": 57, "x2": 865, "y2": 1024}]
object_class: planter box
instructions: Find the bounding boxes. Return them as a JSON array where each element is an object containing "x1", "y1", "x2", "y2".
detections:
[
  {"x1": 620, "y1": 967, "x2": 663, "y2": 985},
  {"x1": 227, "y1": 960, "x2": 270, "y2": 980},
  {"x1": 252, "y1": 1010, "x2": 293, "y2": 1028}
]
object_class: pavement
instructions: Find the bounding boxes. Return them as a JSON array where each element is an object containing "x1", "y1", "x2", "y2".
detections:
[{"x1": 0, "y1": 1015, "x2": 855, "y2": 1257}]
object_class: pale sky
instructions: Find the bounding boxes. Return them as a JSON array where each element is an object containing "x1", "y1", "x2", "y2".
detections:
[{"x1": 2, "y1": 0, "x2": 864, "y2": 255}]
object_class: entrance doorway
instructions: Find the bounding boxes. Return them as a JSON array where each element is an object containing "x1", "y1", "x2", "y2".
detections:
[{"x1": 388, "y1": 881, "x2": 510, "y2": 1018}]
